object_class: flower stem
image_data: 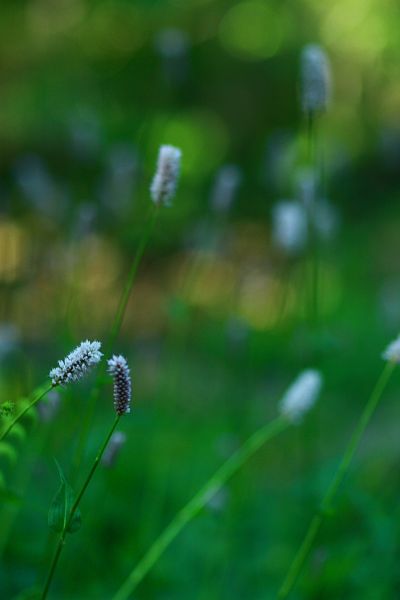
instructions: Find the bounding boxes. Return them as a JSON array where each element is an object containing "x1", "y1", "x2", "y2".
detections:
[
  {"x1": 0, "y1": 381, "x2": 53, "y2": 443},
  {"x1": 72, "y1": 204, "x2": 159, "y2": 475},
  {"x1": 108, "y1": 203, "x2": 159, "y2": 351},
  {"x1": 112, "y1": 416, "x2": 290, "y2": 600},
  {"x1": 41, "y1": 415, "x2": 120, "y2": 600},
  {"x1": 305, "y1": 111, "x2": 319, "y2": 327},
  {"x1": 278, "y1": 360, "x2": 396, "y2": 599}
]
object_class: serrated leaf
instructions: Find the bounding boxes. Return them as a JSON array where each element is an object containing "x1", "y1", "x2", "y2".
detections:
[{"x1": 48, "y1": 459, "x2": 82, "y2": 534}]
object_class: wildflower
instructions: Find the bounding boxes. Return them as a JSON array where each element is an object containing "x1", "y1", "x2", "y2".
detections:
[
  {"x1": 272, "y1": 200, "x2": 307, "y2": 254},
  {"x1": 383, "y1": 335, "x2": 400, "y2": 362},
  {"x1": 280, "y1": 369, "x2": 323, "y2": 423},
  {"x1": 49, "y1": 340, "x2": 102, "y2": 386},
  {"x1": 296, "y1": 167, "x2": 317, "y2": 210},
  {"x1": 300, "y1": 44, "x2": 331, "y2": 114},
  {"x1": 108, "y1": 355, "x2": 132, "y2": 416},
  {"x1": 156, "y1": 28, "x2": 189, "y2": 60},
  {"x1": 150, "y1": 145, "x2": 182, "y2": 207},
  {"x1": 210, "y1": 164, "x2": 242, "y2": 213},
  {"x1": 102, "y1": 431, "x2": 127, "y2": 467}
]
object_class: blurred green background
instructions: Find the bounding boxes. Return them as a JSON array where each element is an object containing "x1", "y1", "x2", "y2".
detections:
[{"x1": 1, "y1": 0, "x2": 400, "y2": 598}]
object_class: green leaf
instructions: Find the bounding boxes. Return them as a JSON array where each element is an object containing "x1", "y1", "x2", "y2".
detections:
[{"x1": 48, "y1": 459, "x2": 82, "y2": 534}]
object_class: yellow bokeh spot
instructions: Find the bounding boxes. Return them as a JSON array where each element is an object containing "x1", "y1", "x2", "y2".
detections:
[
  {"x1": 219, "y1": 1, "x2": 283, "y2": 60},
  {"x1": 0, "y1": 220, "x2": 28, "y2": 283},
  {"x1": 322, "y1": 0, "x2": 386, "y2": 59}
]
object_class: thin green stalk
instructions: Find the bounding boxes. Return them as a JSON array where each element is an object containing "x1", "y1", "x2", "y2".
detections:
[
  {"x1": 72, "y1": 204, "x2": 159, "y2": 475},
  {"x1": 42, "y1": 415, "x2": 120, "y2": 600},
  {"x1": 112, "y1": 416, "x2": 290, "y2": 600},
  {"x1": 278, "y1": 360, "x2": 396, "y2": 599},
  {"x1": 108, "y1": 203, "x2": 159, "y2": 351},
  {"x1": 305, "y1": 112, "x2": 319, "y2": 327},
  {"x1": 0, "y1": 381, "x2": 53, "y2": 443}
]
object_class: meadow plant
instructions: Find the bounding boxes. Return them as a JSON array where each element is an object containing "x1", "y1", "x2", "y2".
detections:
[
  {"x1": 49, "y1": 340, "x2": 103, "y2": 386},
  {"x1": 300, "y1": 44, "x2": 331, "y2": 116},
  {"x1": 0, "y1": 340, "x2": 102, "y2": 444},
  {"x1": 109, "y1": 144, "x2": 181, "y2": 345},
  {"x1": 299, "y1": 44, "x2": 332, "y2": 324},
  {"x1": 73, "y1": 145, "x2": 181, "y2": 472},
  {"x1": 41, "y1": 355, "x2": 132, "y2": 599},
  {"x1": 150, "y1": 144, "x2": 182, "y2": 207},
  {"x1": 280, "y1": 369, "x2": 323, "y2": 423},
  {"x1": 272, "y1": 200, "x2": 307, "y2": 255},
  {"x1": 111, "y1": 368, "x2": 322, "y2": 599},
  {"x1": 210, "y1": 164, "x2": 242, "y2": 214},
  {"x1": 278, "y1": 339, "x2": 398, "y2": 598}
]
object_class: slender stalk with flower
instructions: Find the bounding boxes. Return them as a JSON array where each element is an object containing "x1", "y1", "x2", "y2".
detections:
[
  {"x1": 278, "y1": 337, "x2": 399, "y2": 599},
  {"x1": 41, "y1": 354, "x2": 132, "y2": 600},
  {"x1": 0, "y1": 340, "x2": 103, "y2": 444},
  {"x1": 111, "y1": 369, "x2": 323, "y2": 600},
  {"x1": 73, "y1": 145, "x2": 182, "y2": 471},
  {"x1": 111, "y1": 143, "x2": 182, "y2": 350},
  {"x1": 300, "y1": 44, "x2": 331, "y2": 325}
]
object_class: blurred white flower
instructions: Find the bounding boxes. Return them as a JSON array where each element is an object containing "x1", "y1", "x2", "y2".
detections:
[
  {"x1": 383, "y1": 335, "x2": 400, "y2": 362},
  {"x1": 14, "y1": 155, "x2": 67, "y2": 218},
  {"x1": 205, "y1": 486, "x2": 229, "y2": 513},
  {"x1": 301, "y1": 44, "x2": 331, "y2": 114},
  {"x1": 210, "y1": 164, "x2": 242, "y2": 213},
  {"x1": 68, "y1": 108, "x2": 102, "y2": 160},
  {"x1": 296, "y1": 168, "x2": 317, "y2": 210},
  {"x1": 0, "y1": 323, "x2": 19, "y2": 360},
  {"x1": 150, "y1": 145, "x2": 182, "y2": 207},
  {"x1": 272, "y1": 200, "x2": 307, "y2": 254},
  {"x1": 280, "y1": 369, "x2": 323, "y2": 423},
  {"x1": 99, "y1": 143, "x2": 139, "y2": 214},
  {"x1": 155, "y1": 28, "x2": 189, "y2": 84},
  {"x1": 314, "y1": 198, "x2": 339, "y2": 241}
]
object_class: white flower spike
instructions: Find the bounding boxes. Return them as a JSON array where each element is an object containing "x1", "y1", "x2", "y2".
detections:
[
  {"x1": 301, "y1": 44, "x2": 331, "y2": 114},
  {"x1": 108, "y1": 355, "x2": 132, "y2": 416},
  {"x1": 150, "y1": 144, "x2": 182, "y2": 207},
  {"x1": 383, "y1": 335, "x2": 400, "y2": 362},
  {"x1": 272, "y1": 200, "x2": 307, "y2": 254},
  {"x1": 49, "y1": 340, "x2": 103, "y2": 386},
  {"x1": 280, "y1": 369, "x2": 323, "y2": 423}
]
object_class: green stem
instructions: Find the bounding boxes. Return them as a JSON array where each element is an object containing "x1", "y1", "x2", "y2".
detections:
[
  {"x1": 112, "y1": 416, "x2": 290, "y2": 600},
  {"x1": 305, "y1": 112, "x2": 319, "y2": 327},
  {"x1": 278, "y1": 361, "x2": 396, "y2": 599},
  {"x1": 0, "y1": 382, "x2": 53, "y2": 443},
  {"x1": 72, "y1": 204, "x2": 159, "y2": 475},
  {"x1": 108, "y1": 204, "x2": 159, "y2": 351},
  {"x1": 42, "y1": 415, "x2": 120, "y2": 600}
]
